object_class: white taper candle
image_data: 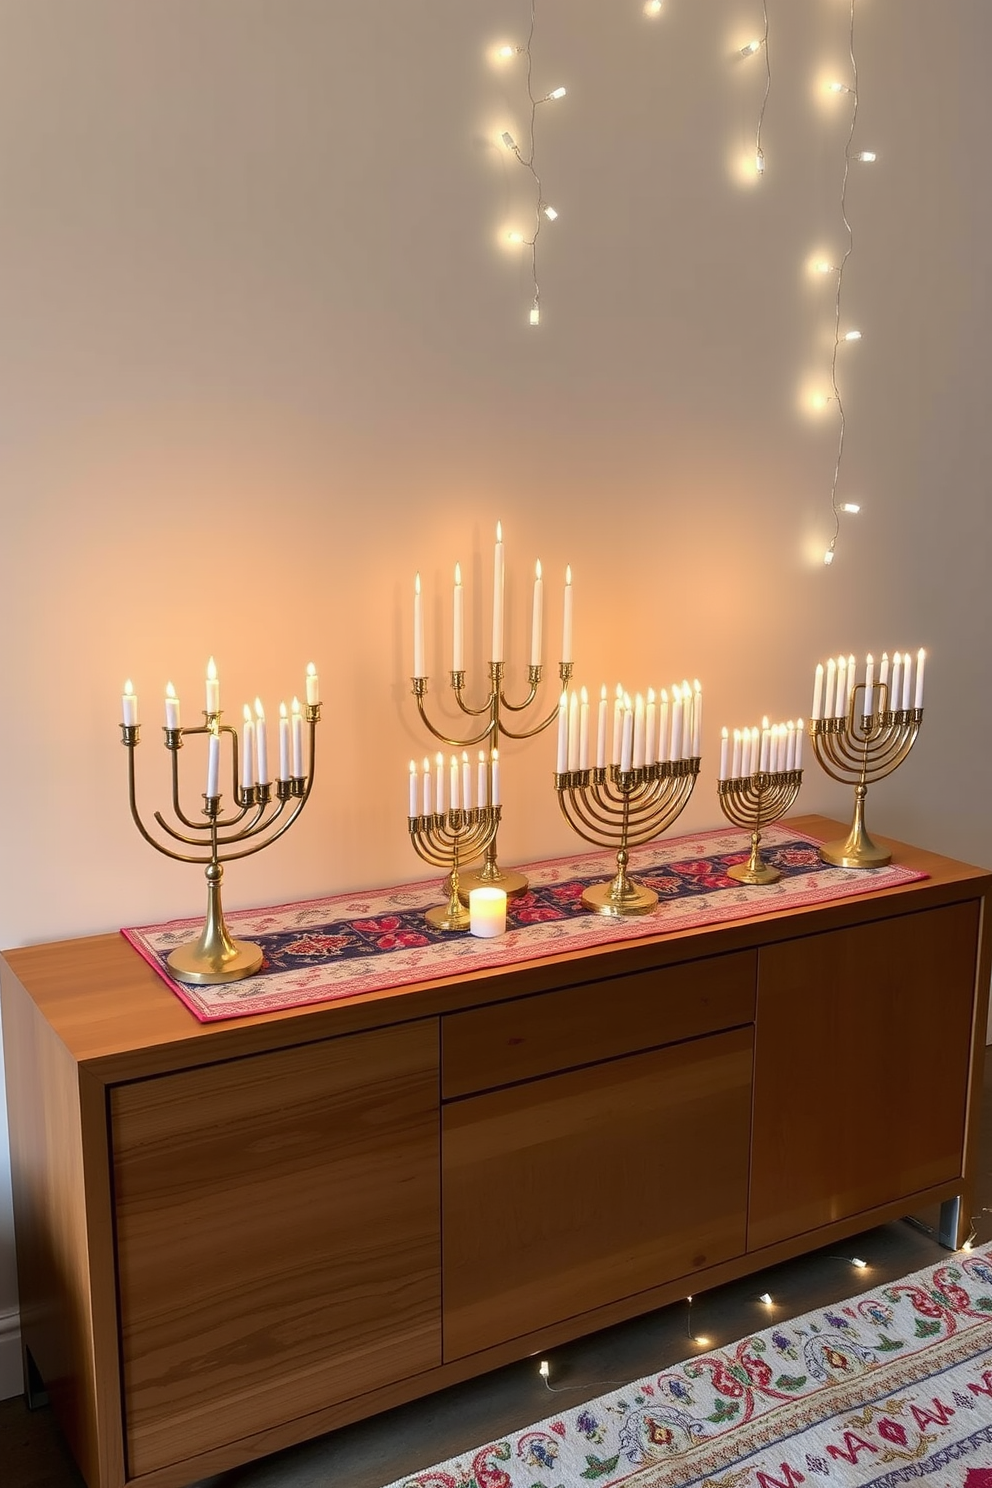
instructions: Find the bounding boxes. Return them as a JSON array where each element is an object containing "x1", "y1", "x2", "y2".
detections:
[
  {"x1": 291, "y1": 698, "x2": 303, "y2": 777},
  {"x1": 530, "y1": 559, "x2": 543, "y2": 667},
  {"x1": 255, "y1": 699, "x2": 269, "y2": 784}
]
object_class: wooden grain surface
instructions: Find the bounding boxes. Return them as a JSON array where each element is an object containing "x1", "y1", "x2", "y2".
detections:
[
  {"x1": 0, "y1": 975, "x2": 125, "y2": 1488},
  {"x1": 111, "y1": 1019, "x2": 441, "y2": 1477},
  {"x1": 442, "y1": 948, "x2": 755, "y2": 1097},
  {"x1": 2, "y1": 816, "x2": 989, "y2": 1084},
  {"x1": 442, "y1": 1026, "x2": 753, "y2": 1359},
  {"x1": 748, "y1": 899, "x2": 980, "y2": 1250}
]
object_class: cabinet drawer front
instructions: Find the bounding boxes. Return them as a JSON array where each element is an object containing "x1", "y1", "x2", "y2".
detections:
[
  {"x1": 111, "y1": 1020, "x2": 441, "y2": 1477},
  {"x1": 443, "y1": 950, "x2": 755, "y2": 1097},
  {"x1": 443, "y1": 1026, "x2": 753, "y2": 1358}
]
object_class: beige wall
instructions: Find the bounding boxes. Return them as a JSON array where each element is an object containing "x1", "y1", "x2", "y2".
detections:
[{"x1": 1, "y1": 0, "x2": 990, "y2": 1395}]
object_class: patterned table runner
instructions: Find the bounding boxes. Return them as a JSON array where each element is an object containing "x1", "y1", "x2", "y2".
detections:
[{"x1": 122, "y1": 824, "x2": 927, "y2": 1023}]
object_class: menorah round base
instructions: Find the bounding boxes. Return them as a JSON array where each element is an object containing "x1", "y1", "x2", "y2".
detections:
[
  {"x1": 166, "y1": 938, "x2": 264, "y2": 985},
  {"x1": 727, "y1": 861, "x2": 781, "y2": 886},
  {"x1": 458, "y1": 866, "x2": 529, "y2": 901},
  {"x1": 425, "y1": 903, "x2": 472, "y2": 932},
  {"x1": 819, "y1": 836, "x2": 892, "y2": 870},
  {"x1": 582, "y1": 879, "x2": 658, "y2": 917}
]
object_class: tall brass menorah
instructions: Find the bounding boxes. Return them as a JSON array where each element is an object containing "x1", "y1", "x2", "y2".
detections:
[
  {"x1": 120, "y1": 661, "x2": 320, "y2": 984},
  {"x1": 411, "y1": 523, "x2": 573, "y2": 898}
]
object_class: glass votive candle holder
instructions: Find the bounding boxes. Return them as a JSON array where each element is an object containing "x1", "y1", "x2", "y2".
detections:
[{"x1": 469, "y1": 886, "x2": 507, "y2": 937}]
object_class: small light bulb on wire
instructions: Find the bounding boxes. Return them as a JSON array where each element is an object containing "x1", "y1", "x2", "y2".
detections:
[
  {"x1": 828, "y1": 80, "x2": 854, "y2": 94},
  {"x1": 823, "y1": 546, "x2": 836, "y2": 566},
  {"x1": 857, "y1": 150, "x2": 877, "y2": 162},
  {"x1": 815, "y1": 260, "x2": 838, "y2": 275},
  {"x1": 759, "y1": 1292, "x2": 773, "y2": 1305},
  {"x1": 851, "y1": 1257, "x2": 868, "y2": 1268},
  {"x1": 839, "y1": 501, "x2": 861, "y2": 514},
  {"x1": 755, "y1": 149, "x2": 766, "y2": 175},
  {"x1": 486, "y1": 17, "x2": 566, "y2": 327},
  {"x1": 740, "y1": 39, "x2": 762, "y2": 57},
  {"x1": 644, "y1": 0, "x2": 663, "y2": 14},
  {"x1": 843, "y1": 329, "x2": 862, "y2": 341}
]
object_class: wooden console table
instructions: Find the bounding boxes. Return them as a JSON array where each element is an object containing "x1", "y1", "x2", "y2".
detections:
[{"x1": 2, "y1": 816, "x2": 990, "y2": 1488}]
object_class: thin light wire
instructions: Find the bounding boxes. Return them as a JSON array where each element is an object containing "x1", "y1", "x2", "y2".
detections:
[
  {"x1": 500, "y1": 0, "x2": 562, "y2": 325},
  {"x1": 824, "y1": 0, "x2": 860, "y2": 565},
  {"x1": 754, "y1": 0, "x2": 771, "y2": 175}
]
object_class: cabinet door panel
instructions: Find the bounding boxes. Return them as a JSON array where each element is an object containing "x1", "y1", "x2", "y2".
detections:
[
  {"x1": 749, "y1": 902, "x2": 979, "y2": 1251},
  {"x1": 442, "y1": 1028, "x2": 752, "y2": 1359},
  {"x1": 111, "y1": 1021, "x2": 440, "y2": 1477}
]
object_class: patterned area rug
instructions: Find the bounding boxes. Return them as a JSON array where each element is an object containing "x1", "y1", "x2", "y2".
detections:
[
  {"x1": 122, "y1": 825, "x2": 926, "y2": 1023},
  {"x1": 382, "y1": 1247, "x2": 992, "y2": 1488}
]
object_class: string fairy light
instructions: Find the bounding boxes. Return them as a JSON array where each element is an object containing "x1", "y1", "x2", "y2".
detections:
[
  {"x1": 740, "y1": 1, "x2": 771, "y2": 178},
  {"x1": 817, "y1": 0, "x2": 877, "y2": 567},
  {"x1": 491, "y1": 1, "x2": 567, "y2": 327}
]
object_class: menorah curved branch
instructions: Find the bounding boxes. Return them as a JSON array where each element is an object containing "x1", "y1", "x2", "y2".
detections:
[
  {"x1": 412, "y1": 660, "x2": 572, "y2": 898},
  {"x1": 120, "y1": 703, "x2": 320, "y2": 984},
  {"x1": 555, "y1": 759, "x2": 700, "y2": 916},
  {"x1": 408, "y1": 805, "x2": 502, "y2": 931},
  {"x1": 717, "y1": 769, "x2": 804, "y2": 885}
]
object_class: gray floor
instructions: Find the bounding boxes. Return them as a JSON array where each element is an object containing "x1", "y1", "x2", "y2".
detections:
[{"x1": 4, "y1": 1050, "x2": 991, "y2": 1488}]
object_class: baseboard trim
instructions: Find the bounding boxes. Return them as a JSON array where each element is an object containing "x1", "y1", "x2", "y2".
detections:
[{"x1": 0, "y1": 1307, "x2": 23, "y2": 1400}]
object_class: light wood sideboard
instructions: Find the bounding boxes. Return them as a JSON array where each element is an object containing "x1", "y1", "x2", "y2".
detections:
[{"x1": 2, "y1": 816, "x2": 989, "y2": 1488}]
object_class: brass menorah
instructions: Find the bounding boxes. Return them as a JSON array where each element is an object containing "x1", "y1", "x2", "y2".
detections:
[
  {"x1": 555, "y1": 761, "x2": 700, "y2": 916},
  {"x1": 718, "y1": 771, "x2": 804, "y2": 884},
  {"x1": 407, "y1": 804, "x2": 502, "y2": 930},
  {"x1": 810, "y1": 680, "x2": 922, "y2": 868},
  {"x1": 120, "y1": 665, "x2": 320, "y2": 984},
  {"x1": 411, "y1": 528, "x2": 573, "y2": 899},
  {"x1": 413, "y1": 662, "x2": 570, "y2": 900}
]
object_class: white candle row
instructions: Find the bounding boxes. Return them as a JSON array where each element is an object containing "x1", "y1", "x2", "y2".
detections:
[
  {"x1": 556, "y1": 680, "x2": 702, "y2": 773},
  {"x1": 408, "y1": 750, "x2": 501, "y2": 817},
  {"x1": 121, "y1": 659, "x2": 321, "y2": 730},
  {"x1": 810, "y1": 649, "x2": 925, "y2": 721},
  {"x1": 121, "y1": 660, "x2": 320, "y2": 798},
  {"x1": 240, "y1": 698, "x2": 308, "y2": 789},
  {"x1": 414, "y1": 523, "x2": 573, "y2": 676},
  {"x1": 718, "y1": 718, "x2": 804, "y2": 780}
]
